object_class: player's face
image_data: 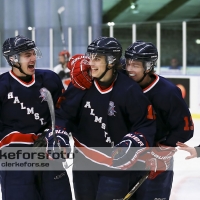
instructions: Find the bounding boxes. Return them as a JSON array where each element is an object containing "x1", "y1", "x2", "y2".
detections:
[
  {"x1": 89, "y1": 54, "x2": 108, "y2": 79},
  {"x1": 125, "y1": 59, "x2": 144, "y2": 82},
  {"x1": 59, "y1": 55, "x2": 66, "y2": 65},
  {"x1": 19, "y1": 49, "x2": 36, "y2": 75}
]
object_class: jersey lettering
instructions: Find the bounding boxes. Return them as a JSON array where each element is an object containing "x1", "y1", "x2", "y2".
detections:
[
  {"x1": 94, "y1": 116, "x2": 102, "y2": 123},
  {"x1": 34, "y1": 113, "x2": 40, "y2": 120},
  {"x1": 8, "y1": 92, "x2": 14, "y2": 99},
  {"x1": 104, "y1": 132, "x2": 108, "y2": 137},
  {"x1": 7, "y1": 92, "x2": 46, "y2": 125},
  {"x1": 101, "y1": 123, "x2": 106, "y2": 130},
  {"x1": 106, "y1": 136, "x2": 111, "y2": 143},
  {"x1": 27, "y1": 107, "x2": 34, "y2": 114},
  {"x1": 84, "y1": 101, "x2": 91, "y2": 108},
  {"x1": 20, "y1": 103, "x2": 26, "y2": 109},
  {"x1": 39, "y1": 118, "x2": 45, "y2": 125},
  {"x1": 84, "y1": 101, "x2": 112, "y2": 145},
  {"x1": 13, "y1": 96, "x2": 20, "y2": 104},
  {"x1": 90, "y1": 109, "x2": 95, "y2": 116}
]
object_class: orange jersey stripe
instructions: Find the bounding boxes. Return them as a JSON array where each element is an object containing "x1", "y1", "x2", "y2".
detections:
[
  {"x1": 143, "y1": 74, "x2": 159, "y2": 93},
  {"x1": 94, "y1": 78, "x2": 116, "y2": 94},
  {"x1": 9, "y1": 70, "x2": 35, "y2": 87}
]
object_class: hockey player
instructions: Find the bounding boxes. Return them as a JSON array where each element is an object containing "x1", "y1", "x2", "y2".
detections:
[
  {"x1": 44, "y1": 36, "x2": 157, "y2": 200},
  {"x1": 123, "y1": 41, "x2": 194, "y2": 200},
  {"x1": 0, "y1": 35, "x2": 72, "y2": 200},
  {"x1": 54, "y1": 50, "x2": 71, "y2": 89},
  {"x1": 176, "y1": 141, "x2": 200, "y2": 159}
]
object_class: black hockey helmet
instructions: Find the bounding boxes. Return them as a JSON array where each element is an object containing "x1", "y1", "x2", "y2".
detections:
[
  {"x1": 125, "y1": 40, "x2": 158, "y2": 71},
  {"x1": 86, "y1": 37, "x2": 122, "y2": 81},
  {"x1": 2, "y1": 35, "x2": 42, "y2": 66},
  {"x1": 86, "y1": 36, "x2": 122, "y2": 64}
]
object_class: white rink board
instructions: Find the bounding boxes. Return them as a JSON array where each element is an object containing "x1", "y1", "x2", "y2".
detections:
[{"x1": 0, "y1": 119, "x2": 200, "y2": 200}]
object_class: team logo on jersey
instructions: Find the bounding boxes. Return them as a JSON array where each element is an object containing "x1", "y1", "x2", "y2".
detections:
[{"x1": 108, "y1": 101, "x2": 116, "y2": 116}]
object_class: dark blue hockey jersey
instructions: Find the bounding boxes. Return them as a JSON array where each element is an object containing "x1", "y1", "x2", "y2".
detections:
[
  {"x1": 0, "y1": 69, "x2": 64, "y2": 148},
  {"x1": 143, "y1": 74, "x2": 193, "y2": 146},
  {"x1": 55, "y1": 72, "x2": 156, "y2": 164}
]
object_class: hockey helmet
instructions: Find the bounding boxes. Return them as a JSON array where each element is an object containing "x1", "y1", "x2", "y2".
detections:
[
  {"x1": 86, "y1": 36, "x2": 122, "y2": 65},
  {"x1": 125, "y1": 40, "x2": 158, "y2": 71},
  {"x1": 59, "y1": 50, "x2": 70, "y2": 58},
  {"x1": 2, "y1": 35, "x2": 42, "y2": 66}
]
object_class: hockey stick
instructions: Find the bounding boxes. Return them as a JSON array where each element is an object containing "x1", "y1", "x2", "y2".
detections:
[
  {"x1": 39, "y1": 87, "x2": 59, "y2": 147},
  {"x1": 114, "y1": 171, "x2": 150, "y2": 200},
  {"x1": 40, "y1": 87, "x2": 73, "y2": 160},
  {"x1": 58, "y1": 6, "x2": 66, "y2": 50},
  {"x1": 40, "y1": 88, "x2": 75, "y2": 199}
]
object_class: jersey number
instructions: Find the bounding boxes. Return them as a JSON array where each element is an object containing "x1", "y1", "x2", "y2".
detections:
[
  {"x1": 147, "y1": 105, "x2": 156, "y2": 119},
  {"x1": 184, "y1": 116, "x2": 194, "y2": 131}
]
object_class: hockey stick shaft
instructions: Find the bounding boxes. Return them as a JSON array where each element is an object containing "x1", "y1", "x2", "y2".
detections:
[
  {"x1": 39, "y1": 88, "x2": 75, "y2": 199},
  {"x1": 39, "y1": 88, "x2": 59, "y2": 146},
  {"x1": 58, "y1": 6, "x2": 66, "y2": 50},
  {"x1": 124, "y1": 171, "x2": 149, "y2": 200},
  {"x1": 114, "y1": 171, "x2": 150, "y2": 200}
]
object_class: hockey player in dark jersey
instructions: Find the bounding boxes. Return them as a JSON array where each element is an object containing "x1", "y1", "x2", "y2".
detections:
[
  {"x1": 44, "y1": 36, "x2": 157, "y2": 200},
  {"x1": 0, "y1": 35, "x2": 72, "y2": 200},
  {"x1": 123, "y1": 41, "x2": 194, "y2": 200}
]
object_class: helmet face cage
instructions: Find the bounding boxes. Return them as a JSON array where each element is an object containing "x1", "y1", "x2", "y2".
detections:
[
  {"x1": 125, "y1": 58, "x2": 156, "y2": 71},
  {"x1": 2, "y1": 35, "x2": 42, "y2": 66},
  {"x1": 85, "y1": 52, "x2": 116, "y2": 65},
  {"x1": 9, "y1": 47, "x2": 42, "y2": 64},
  {"x1": 124, "y1": 41, "x2": 158, "y2": 71}
]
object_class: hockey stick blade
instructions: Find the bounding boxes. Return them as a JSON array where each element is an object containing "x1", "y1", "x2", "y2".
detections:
[
  {"x1": 58, "y1": 6, "x2": 65, "y2": 14},
  {"x1": 114, "y1": 171, "x2": 150, "y2": 200}
]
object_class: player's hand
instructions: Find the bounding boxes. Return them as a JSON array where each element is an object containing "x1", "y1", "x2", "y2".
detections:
[
  {"x1": 68, "y1": 54, "x2": 92, "y2": 90},
  {"x1": 151, "y1": 142, "x2": 177, "y2": 161},
  {"x1": 176, "y1": 141, "x2": 197, "y2": 159},
  {"x1": 44, "y1": 128, "x2": 71, "y2": 160},
  {"x1": 111, "y1": 133, "x2": 148, "y2": 170},
  {"x1": 145, "y1": 155, "x2": 171, "y2": 179},
  {"x1": 139, "y1": 142, "x2": 176, "y2": 179}
]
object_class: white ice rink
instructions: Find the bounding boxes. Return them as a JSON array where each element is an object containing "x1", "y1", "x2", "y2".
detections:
[
  {"x1": 0, "y1": 118, "x2": 200, "y2": 200},
  {"x1": 170, "y1": 118, "x2": 200, "y2": 200}
]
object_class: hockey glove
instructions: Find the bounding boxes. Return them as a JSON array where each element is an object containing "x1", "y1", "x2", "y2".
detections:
[
  {"x1": 139, "y1": 142, "x2": 176, "y2": 179},
  {"x1": 68, "y1": 54, "x2": 92, "y2": 90},
  {"x1": 44, "y1": 128, "x2": 71, "y2": 160},
  {"x1": 111, "y1": 133, "x2": 149, "y2": 170}
]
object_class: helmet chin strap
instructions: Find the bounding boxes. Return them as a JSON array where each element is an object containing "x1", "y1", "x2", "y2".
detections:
[
  {"x1": 95, "y1": 57, "x2": 115, "y2": 81},
  {"x1": 136, "y1": 72, "x2": 147, "y2": 83},
  {"x1": 137, "y1": 61, "x2": 152, "y2": 83},
  {"x1": 95, "y1": 64, "x2": 112, "y2": 81},
  {"x1": 12, "y1": 63, "x2": 31, "y2": 77}
]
